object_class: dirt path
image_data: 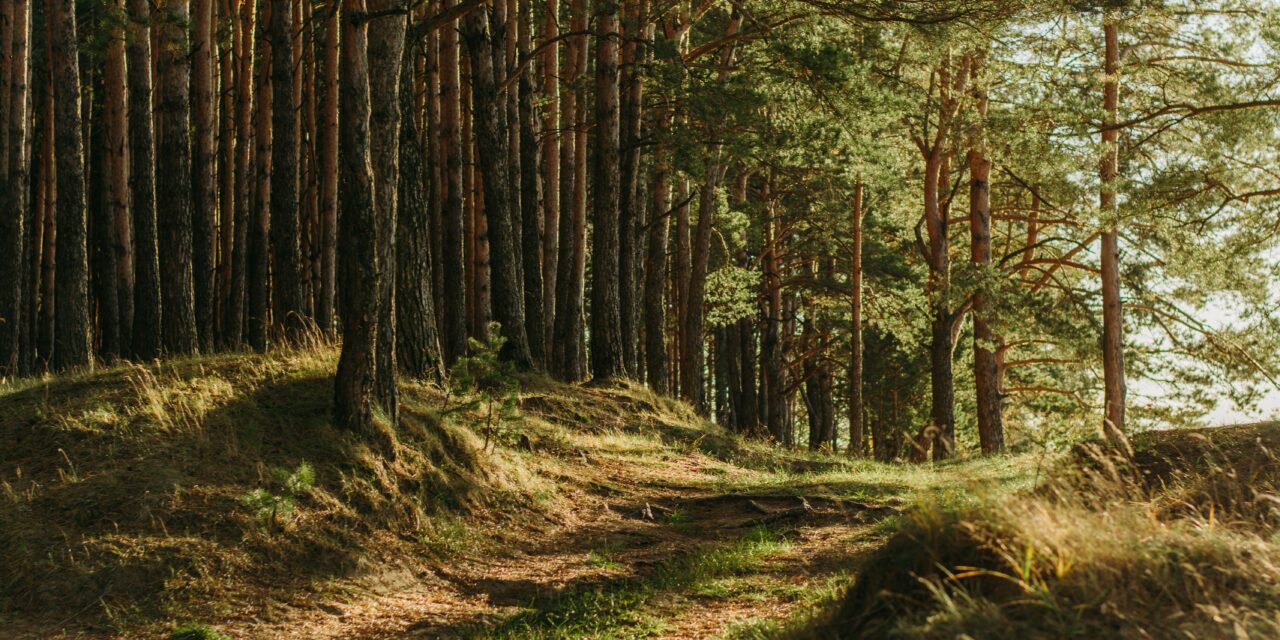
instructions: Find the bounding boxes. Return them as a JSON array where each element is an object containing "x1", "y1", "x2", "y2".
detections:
[{"x1": 231, "y1": 452, "x2": 900, "y2": 640}]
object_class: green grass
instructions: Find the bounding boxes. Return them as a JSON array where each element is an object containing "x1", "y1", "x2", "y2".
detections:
[
  {"x1": 801, "y1": 426, "x2": 1280, "y2": 639},
  {"x1": 472, "y1": 527, "x2": 793, "y2": 640}
]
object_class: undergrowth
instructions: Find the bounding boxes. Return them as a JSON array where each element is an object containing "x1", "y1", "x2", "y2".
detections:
[{"x1": 805, "y1": 424, "x2": 1280, "y2": 639}]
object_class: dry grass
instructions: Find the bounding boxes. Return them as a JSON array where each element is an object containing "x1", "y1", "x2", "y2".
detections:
[
  {"x1": 806, "y1": 424, "x2": 1280, "y2": 639},
  {"x1": 3, "y1": 345, "x2": 871, "y2": 637},
  {"x1": 0, "y1": 346, "x2": 552, "y2": 632}
]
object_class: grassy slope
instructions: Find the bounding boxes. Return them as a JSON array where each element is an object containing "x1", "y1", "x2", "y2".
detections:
[
  {"x1": 11, "y1": 346, "x2": 1270, "y2": 640},
  {"x1": 0, "y1": 347, "x2": 1043, "y2": 639},
  {"x1": 805, "y1": 424, "x2": 1280, "y2": 639}
]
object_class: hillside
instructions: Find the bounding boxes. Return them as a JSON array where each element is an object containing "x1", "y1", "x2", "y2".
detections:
[
  {"x1": 0, "y1": 347, "x2": 1031, "y2": 639},
  {"x1": 5, "y1": 349, "x2": 1277, "y2": 639},
  {"x1": 805, "y1": 424, "x2": 1280, "y2": 639}
]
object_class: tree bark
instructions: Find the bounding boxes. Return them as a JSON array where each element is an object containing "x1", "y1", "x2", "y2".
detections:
[
  {"x1": 643, "y1": 140, "x2": 671, "y2": 394},
  {"x1": 539, "y1": 0, "x2": 559, "y2": 359},
  {"x1": 226, "y1": 0, "x2": 256, "y2": 348},
  {"x1": 335, "y1": 0, "x2": 379, "y2": 434},
  {"x1": 102, "y1": 0, "x2": 133, "y2": 358},
  {"x1": 968, "y1": 56, "x2": 1003, "y2": 454},
  {"x1": 48, "y1": 0, "x2": 92, "y2": 371},
  {"x1": 193, "y1": 0, "x2": 218, "y2": 351},
  {"x1": 316, "y1": 0, "x2": 339, "y2": 336},
  {"x1": 396, "y1": 35, "x2": 445, "y2": 382},
  {"x1": 90, "y1": 95, "x2": 121, "y2": 358},
  {"x1": 247, "y1": 3, "x2": 273, "y2": 351},
  {"x1": 762, "y1": 173, "x2": 786, "y2": 442},
  {"x1": 218, "y1": 3, "x2": 236, "y2": 345},
  {"x1": 438, "y1": 0, "x2": 468, "y2": 364},
  {"x1": 551, "y1": 0, "x2": 588, "y2": 381},
  {"x1": 616, "y1": 0, "x2": 644, "y2": 377},
  {"x1": 462, "y1": 0, "x2": 532, "y2": 368},
  {"x1": 1101, "y1": 14, "x2": 1126, "y2": 441},
  {"x1": 367, "y1": 0, "x2": 406, "y2": 421},
  {"x1": 848, "y1": 181, "x2": 865, "y2": 455},
  {"x1": 588, "y1": 6, "x2": 625, "y2": 381},
  {"x1": 268, "y1": 0, "x2": 305, "y2": 341},
  {"x1": 517, "y1": 0, "x2": 544, "y2": 367},
  {"x1": 0, "y1": 0, "x2": 31, "y2": 375}
]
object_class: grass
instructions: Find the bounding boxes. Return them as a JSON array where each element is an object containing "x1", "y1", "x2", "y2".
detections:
[
  {"x1": 472, "y1": 527, "x2": 794, "y2": 640},
  {"x1": 10, "y1": 342, "x2": 1253, "y2": 639},
  {"x1": 0, "y1": 346, "x2": 547, "y2": 632},
  {"x1": 2, "y1": 343, "x2": 944, "y2": 637},
  {"x1": 803, "y1": 425, "x2": 1280, "y2": 639}
]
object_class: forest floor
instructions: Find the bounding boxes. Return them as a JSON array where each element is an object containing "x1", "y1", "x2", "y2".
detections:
[
  {"x1": 0, "y1": 347, "x2": 1035, "y2": 639},
  {"x1": 227, "y1": 414, "x2": 1033, "y2": 640}
]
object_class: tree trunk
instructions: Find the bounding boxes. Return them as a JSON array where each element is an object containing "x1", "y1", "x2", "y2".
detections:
[
  {"x1": 334, "y1": 0, "x2": 379, "y2": 433},
  {"x1": 845, "y1": 182, "x2": 864, "y2": 454},
  {"x1": 89, "y1": 96, "x2": 121, "y2": 359},
  {"x1": 551, "y1": 0, "x2": 587, "y2": 381},
  {"x1": 588, "y1": 6, "x2": 625, "y2": 381},
  {"x1": 672, "y1": 178, "x2": 689, "y2": 385},
  {"x1": 267, "y1": 0, "x2": 304, "y2": 341},
  {"x1": 218, "y1": 5, "x2": 236, "y2": 345},
  {"x1": 1101, "y1": 14, "x2": 1126, "y2": 440},
  {"x1": 616, "y1": 0, "x2": 644, "y2": 377},
  {"x1": 316, "y1": 0, "x2": 339, "y2": 336},
  {"x1": 436, "y1": 0, "x2": 467, "y2": 364},
  {"x1": 396, "y1": 36, "x2": 445, "y2": 382},
  {"x1": 643, "y1": 140, "x2": 671, "y2": 394},
  {"x1": 193, "y1": 0, "x2": 217, "y2": 351},
  {"x1": 367, "y1": 0, "x2": 406, "y2": 421},
  {"x1": 227, "y1": 0, "x2": 256, "y2": 349},
  {"x1": 539, "y1": 0, "x2": 559, "y2": 359},
  {"x1": 762, "y1": 173, "x2": 785, "y2": 442},
  {"x1": 48, "y1": 0, "x2": 92, "y2": 371},
  {"x1": 102, "y1": 0, "x2": 132, "y2": 358},
  {"x1": 248, "y1": 3, "x2": 273, "y2": 351},
  {"x1": 968, "y1": 57, "x2": 1003, "y2": 454},
  {"x1": 36, "y1": 57, "x2": 55, "y2": 367},
  {"x1": 462, "y1": 0, "x2": 532, "y2": 368},
  {"x1": 517, "y1": 0, "x2": 544, "y2": 368},
  {"x1": 1, "y1": 0, "x2": 31, "y2": 375}
]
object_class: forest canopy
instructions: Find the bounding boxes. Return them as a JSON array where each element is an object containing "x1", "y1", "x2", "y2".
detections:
[{"x1": 1, "y1": 0, "x2": 1279, "y2": 459}]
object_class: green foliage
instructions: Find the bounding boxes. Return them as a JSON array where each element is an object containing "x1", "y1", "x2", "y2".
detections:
[
  {"x1": 451, "y1": 322, "x2": 524, "y2": 451},
  {"x1": 705, "y1": 265, "x2": 759, "y2": 327},
  {"x1": 166, "y1": 624, "x2": 231, "y2": 640},
  {"x1": 238, "y1": 462, "x2": 315, "y2": 529}
]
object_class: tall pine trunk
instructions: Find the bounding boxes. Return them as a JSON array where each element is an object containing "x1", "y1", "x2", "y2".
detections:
[
  {"x1": 270, "y1": 0, "x2": 305, "y2": 340},
  {"x1": 104, "y1": 0, "x2": 132, "y2": 357},
  {"x1": 968, "y1": 56, "x2": 1003, "y2": 454},
  {"x1": 227, "y1": 0, "x2": 256, "y2": 348},
  {"x1": 367, "y1": 0, "x2": 407, "y2": 421},
  {"x1": 0, "y1": 0, "x2": 31, "y2": 375},
  {"x1": 396, "y1": 35, "x2": 445, "y2": 382},
  {"x1": 539, "y1": 0, "x2": 559, "y2": 359},
  {"x1": 439, "y1": 0, "x2": 468, "y2": 364},
  {"x1": 643, "y1": 140, "x2": 671, "y2": 393},
  {"x1": 847, "y1": 182, "x2": 865, "y2": 455},
  {"x1": 462, "y1": 0, "x2": 532, "y2": 368},
  {"x1": 551, "y1": 0, "x2": 587, "y2": 380},
  {"x1": 247, "y1": 4, "x2": 272, "y2": 351},
  {"x1": 316, "y1": 0, "x2": 338, "y2": 336},
  {"x1": 334, "y1": 0, "x2": 379, "y2": 433},
  {"x1": 1100, "y1": 14, "x2": 1126, "y2": 441},
  {"x1": 193, "y1": 0, "x2": 217, "y2": 351},
  {"x1": 517, "y1": 0, "x2": 544, "y2": 367},
  {"x1": 588, "y1": 5, "x2": 625, "y2": 380},
  {"x1": 48, "y1": 0, "x2": 92, "y2": 371}
]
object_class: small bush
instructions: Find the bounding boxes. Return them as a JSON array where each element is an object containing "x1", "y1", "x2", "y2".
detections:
[
  {"x1": 450, "y1": 322, "x2": 523, "y2": 450},
  {"x1": 238, "y1": 462, "x2": 315, "y2": 529},
  {"x1": 166, "y1": 623, "x2": 231, "y2": 640}
]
